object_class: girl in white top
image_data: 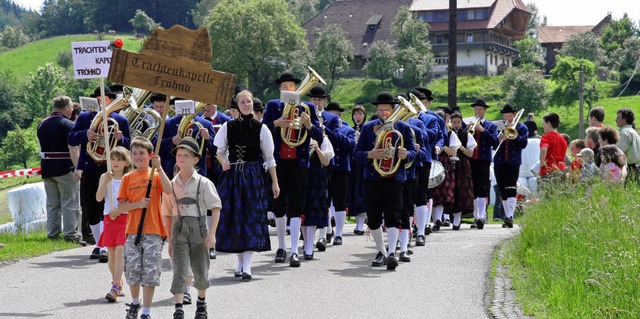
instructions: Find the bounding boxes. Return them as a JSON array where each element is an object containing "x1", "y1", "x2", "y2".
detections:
[{"x1": 95, "y1": 146, "x2": 133, "y2": 302}]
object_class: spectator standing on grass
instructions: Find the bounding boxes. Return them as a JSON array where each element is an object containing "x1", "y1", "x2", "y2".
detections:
[
  {"x1": 37, "y1": 95, "x2": 83, "y2": 243},
  {"x1": 615, "y1": 108, "x2": 640, "y2": 184},
  {"x1": 539, "y1": 113, "x2": 568, "y2": 186}
]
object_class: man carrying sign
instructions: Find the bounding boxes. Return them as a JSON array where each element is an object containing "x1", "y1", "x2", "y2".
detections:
[{"x1": 68, "y1": 86, "x2": 130, "y2": 261}]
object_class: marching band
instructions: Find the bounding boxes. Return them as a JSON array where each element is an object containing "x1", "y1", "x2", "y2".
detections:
[{"x1": 37, "y1": 66, "x2": 607, "y2": 319}]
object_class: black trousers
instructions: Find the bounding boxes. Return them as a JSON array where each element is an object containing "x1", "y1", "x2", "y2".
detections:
[
  {"x1": 494, "y1": 163, "x2": 519, "y2": 199},
  {"x1": 401, "y1": 178, "x2": 416, "y2": 229},
  {"x1": 80, "y1": 164, "x2": 106, "y2": 229},
  {"x1": 327, "y1": 170, "x2": 349, "y2": 211},
  {"x1": 415, "y1": 163, "x2": 431, "y2": 206},
  {"x1": 273, "y1": 159, "x2": 308, "y2": 218},
  {"x1": 365, "y1": 179, "x2": 403, "y2": 230},
  {"x1": 470, "y1": 159, "x2": 491, "y2": 198}
]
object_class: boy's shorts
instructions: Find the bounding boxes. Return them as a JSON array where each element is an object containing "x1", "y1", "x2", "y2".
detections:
[{"x1": 124, "y1": 234, "x2": 163, "y2": 287}]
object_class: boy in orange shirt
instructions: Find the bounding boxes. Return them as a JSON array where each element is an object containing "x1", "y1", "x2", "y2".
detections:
[{"x1": 114, "y1": 137, "x2": 172, "y2": 319}]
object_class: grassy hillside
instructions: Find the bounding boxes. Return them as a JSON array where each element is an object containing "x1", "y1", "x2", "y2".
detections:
[{"x1": 0, "y1": 34, "x2": 144, "y2": 79}]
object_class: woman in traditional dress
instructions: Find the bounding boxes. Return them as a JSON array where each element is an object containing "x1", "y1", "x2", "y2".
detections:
[
  {"x1": 214, "y1": 90, "x2": 280, "y2": 281},
  {"x1": 347, "y1": 105, "x2": 368, "y2": 235},
  {"x1": 431, "y1": 109, "x2": 461, "y2": 230},
  {"x1": 449, "y1": 112, "x2": 476, "y2": 230}
]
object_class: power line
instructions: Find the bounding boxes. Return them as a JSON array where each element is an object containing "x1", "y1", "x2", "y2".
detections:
[{"x1": 616, "y1": 50, "x2": 640, "y2": 97}]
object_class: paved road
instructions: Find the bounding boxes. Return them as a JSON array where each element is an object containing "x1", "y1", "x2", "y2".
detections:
[{"x1": 0, "y1": 224, "x2": 516, "y2": 318}]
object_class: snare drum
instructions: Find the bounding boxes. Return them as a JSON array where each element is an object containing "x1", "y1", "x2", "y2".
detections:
[{"x1": 428, "y1": 160, "x2": 445, "y2": 189}]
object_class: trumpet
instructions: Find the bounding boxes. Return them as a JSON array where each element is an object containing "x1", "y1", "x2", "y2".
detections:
[
  {"x1": 280, "y1": 66, "x2": 325, "y2": 148},
  {"x1": 496, "y1": 109, "x2": 525, "y2": 150},
  {"x1": 177, "y1": 102, "x2": 208, "y2": 154},
  {"x1": 467, "y1": 115, "x2": 484, "y2": 135},
  {"x1": 373, "y1": 96, "x2": 417, "y2": 176}
]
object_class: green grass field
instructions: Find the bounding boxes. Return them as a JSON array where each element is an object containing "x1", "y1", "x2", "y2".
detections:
[
  {"x1": 0, "y1": 230, "x2": 79, "y2": 262},
  {"x1": 0, "y1": 34, "x2": 144, "y2": 80},
  {"x1": 504, "y1": 182, "x2": 640, "y2": 318}
]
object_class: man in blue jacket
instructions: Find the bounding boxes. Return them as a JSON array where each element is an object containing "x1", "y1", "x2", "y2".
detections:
[
  {"x1": 263, "y1": 71, "x2": 324, "y2": 267},
  {"x1": 355, "y1": 92, "x2": 416, "y2": 270},
  {"x1": 493, "y1": 104, "x2": 528, "y2": 228},
  {"x1": 468, "y1": 99, "x2": 499, "y2": 229},
  {"x1": 68, "y1": 86, "x2": 130, "y2": 260}
]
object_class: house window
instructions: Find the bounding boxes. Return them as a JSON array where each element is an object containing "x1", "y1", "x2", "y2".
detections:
[
  {"x1": 418, "y1": 13, "x2": 426, "y2": 21},
  {"x1": 435, "y1": 34, "x2": 449, "y2": 44},
  {"x1": 467, "y1": 10, "x2": 475, "y2": 20},
  {"x1": 435, "y1": 56, "x2": 449, "y2": 65},
  {"x1": 426, "y1": 13, "x2": 433, "y2": 22},
  {"x1": 476, "y1": 9, "x2": 485, "y2": 20},
  {"x1": 466, "y1": 33, "x2": 474, "y2": 43},
  {"x1": 368, "y1": 25, "x2": 376, "y2": 32}
]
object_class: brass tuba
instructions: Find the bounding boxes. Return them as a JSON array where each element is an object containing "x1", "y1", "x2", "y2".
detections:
[
  {"x1": 280, "y1": 66, "x2": 326, "y2": 148},
  {"x1": 120, "y1": 88, "x2": 161, "y2": 140},
  {"x1": 373, "y1": 97, "x2": 417, "y2": 177},
  {"x1": 87, "y1": 91, "x2": 132, "y2": 162},
  {"x1": 397, "y1": 96, "x2": 418, "y2": 170},
  {"x1": 177, "y1": 102, "x2": 208, "y2": 154}
]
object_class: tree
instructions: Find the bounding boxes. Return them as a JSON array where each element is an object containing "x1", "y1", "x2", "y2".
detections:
[
  {"x1": 0, "y1": 25, "x2": 30, "y2": 49},
  {"x1": 391, "y1": 6, "x2": 433, "y2": 85},
  {"x1": 600, "y1": 14, "x2": 639, "y2": 70},
  {"x1": 0, "y1": 125, "x2": 39, "y2": 169},
  {"x1": 206, "y1": 0, "x2": 308, "y2": 94},
  {"x1": 23, "y1": 63, "x2": 65, "y2": 119},
  {"x1": 502, "y1": 66, "x2": 547, "y2": 112},
  {"x1": 525, "y1": 3, "x2": 546, "y2": 38},
  {"x1": 613, "y1": 36, "x2": 640, "y2": 95},
  {"x1": 191, "y1": 0, "x2": 219, "y2": 27},
  {"x1": 550, "y1": 56, "x2": 599, "y2": 107},
  {"x1": 558, "y1": 32, "x2": 604, "y2": 65},
  {"x1": 364, "y1": 41, "x2": 397, "y2": 85},
  {"x1": 39, "y1": 0, "x2": 91, "y2": 37},
  {"x1": 56, "y1": 50, "x2": 72, "y2": 70},
  {"x1": 513, "y1": 37, "x2": 545, "y2": 68},
  {"x1": 0, "y1": 70, "x2": 29, "y2": 142},
  {"x1": 312, "y1": 24, "x2": 352, "y2": 90},
  {"x1": 129, "y1": 9, "x2": 160, "y2": 36}
]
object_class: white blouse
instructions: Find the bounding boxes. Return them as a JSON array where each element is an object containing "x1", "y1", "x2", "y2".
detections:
[{"x1": 213, "y1": 122, "x2": 276, "y2": 169}]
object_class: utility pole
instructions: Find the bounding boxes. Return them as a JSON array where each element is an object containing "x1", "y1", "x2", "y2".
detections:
[
  {"x1": 578, "y1": 63, "x2": 584, "y2": 139},
  {"x1": 448, "y1": 0, "x2": 457, "y2": 108}
]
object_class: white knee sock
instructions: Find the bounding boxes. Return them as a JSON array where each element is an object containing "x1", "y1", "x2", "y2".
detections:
[
  {"x1": 318, "y1": 227, "x2": 327, "y2": 240},
  {"x1": 275, "y1": 217, "x2": 287, "y2": 250},
  {"x1": 399, "y1": 229, "x2": 409, "y2": 252},
  {"x1": 304, "y1": 226, "x2": 316, "y2": 255},
  {"x1": 334, "y1": 210, "x2": 346, "y2": 237},
  {"x1": 433, "y1": 205, "x2": 444, "y2": 224},
  {"x1": 453, "y1": 212, "x2": 462, "y2": 226},
  {"x1": 415, "y1": 205, "x2": 427, "y2": 236},
  {"x1": 426, "y1": 199, "x2": 433, "y2": 226},
  {"x1": 236, "y1": 253, "x2": 244, "y2": 273},
  {"x1": 371, "y1": 227, "x2": 386, "y2": 256},
  {"x1": 506, "y1": 197, "x2": 517, "y2": 219},
  {"x1": 90, "y1": 222, "x2": 102, "y2": 248},
  {"x1": 386, "y1": 227, "x2": 399, "y2": 256},
  {"x1": 242, "y1": 251, "x2": 253, "y2": 275},
  {"x1": 473, "y1": 198, "x2": 479, "y2": 219},
  {"x1": 477, "y1": 197, "x2": 486, "y2": 219},
  {"x1": 444, "y1": 213, "x2": 450, "y2": 221},
  {"x1": 355, "y1": 213, "x2": 366, "y2": 231},
  {"x1": 289, "y1": 217, "x2": 301, "y2": 256}
]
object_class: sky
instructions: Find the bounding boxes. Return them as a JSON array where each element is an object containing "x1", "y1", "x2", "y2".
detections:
[{"x1": 11, "y1": 0, "x2": 640, "y2": 27}]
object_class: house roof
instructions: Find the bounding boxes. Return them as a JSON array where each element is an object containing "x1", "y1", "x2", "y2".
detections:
[
  {"x1": 538, "y1": 14, "x2": 612, "y2": 44},
  {"x1": 410, "y1": 0, "x2": 495, "y2": 11},
  {"x1": 303, "y1": 0, "x2": 413, "y2": 58}
]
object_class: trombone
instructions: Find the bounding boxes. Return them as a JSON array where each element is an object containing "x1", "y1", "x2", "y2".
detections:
[{"x1": 496, "y1": 109, "x2": 525, "y2": 150}]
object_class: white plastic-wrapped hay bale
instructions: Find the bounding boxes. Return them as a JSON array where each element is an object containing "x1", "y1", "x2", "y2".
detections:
[
  {"x1": 7, "y1": 182, "x2": 47, "y2": 232},
  {"x1": 0, "y1": 221, "x2": 17, "y2": 234}
]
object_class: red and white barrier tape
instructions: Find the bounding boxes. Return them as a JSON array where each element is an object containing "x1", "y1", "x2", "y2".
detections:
[{"x1": 0, "y1": 168, "x2": 42, "y2": 179}]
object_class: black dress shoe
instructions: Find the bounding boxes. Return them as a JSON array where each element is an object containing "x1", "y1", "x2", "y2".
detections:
[
  {"x1": 470, "y1": 219, "x2": 478, "y2": 229},
  {"x1": 452, "y1": 225, "x2": 461, "y2": 230},
  {"x1": 476, "y1": 218, "x2": 485, "y2": 230},
  {"x1": 303, "y1": 253, "x2": 314, "y2": 260},
  {"x1": 316, "y1": 238, "x2": 327, "y2": 251},
  {"x1": 371, "y1": 252, "x2": 386, "y2": 267},
  {"x1": 326, "y1": 231, "x2": 334, "y2": 243},
  {"x1": 415, "y1": 235, "x2": 425, "y2": 246},
  {"x1": 89, "y1": 247, "x2": 100, "y2": 259},
  {"x1": 241, "y1": 272, "x2": 252, "y2": 281},
  {"x1": 504, "y1": 217, "x2": 514, "y2": 228},
  {"x1": 407, "y1": 249, "x2": 413, "y2": 255},
  {"x1": 289, "y1": 253, "x2": 301, "y2": 267},
  {"x1": 386, "y1": 253, "x2": 398, "y2": 270},
  {"x1": 432, "y1": 220, "x2": 442, "y2": 231},
  {"x1": 443, "y1": 219, "x2": 451, "y2": 227},
  {"x1": 234, "y1": 271, "x2": 242, "y2": 278},
  {"x1": 425, "y1": 225, "x2": 433, "y2": 235},
  {"x1": 399, "y1": 251, "x2": 411, "y2": 262},
  {"x1": 209, "y1": 248, "x2": 217, "y2": 259},
  {"x1": 275, "y1": 248, "x2": 286, "y2": 263},
  {"x1": 353, "y1": 229, "x2": 365, "y2": 236},
  {"x1": 333, "y1": 236, "x2": 343, "y2": 245},
  {"x1": 98, "y1": 250, "x2": 108, "y2": 263}
]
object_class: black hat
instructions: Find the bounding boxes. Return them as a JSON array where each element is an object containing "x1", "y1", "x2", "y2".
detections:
[
  {"x1": 109, "y1": 84, "x2": 127, "y2": 95},
  {"x1": 413, "y1": 87, "x2": 434, "y2": 101},
  {"x1": 325, "y1": 101, "x2": 345, "y2": 112},
  {"x1": 307, "y1": 85, "x2": 329, "y2": 98},
  {"x1": 500, "y1": 104, "x2": 517, "y2": 114},
  {"x1": 229, "y1": 101, "x2": 239, "y2": 110},
  {"x1": 372, "y1": 92, "x2": 398, "y2": 105},
  {"x1": 149, "y1": 93, "x2": 167, "y2": 103},
  {"x1": 234, "y1": 85, "x2": 248, "y2": 95},
  {"x1": 471, "y1": 99, "x2": 490, "y2": 108},
  {"x1": 274, "y1": 71, "x2": 301, "y2": 85},
  {"x1": 253, "y1": 98, "x2": 265, "y2": 112},
  {"x1": 90, "y1": 87, "x2": 117, "y2": 99},
  {"x1": 436, "y1": 106, "x2": 452, "y2": 114},
  {"x1": 408, "y1": 89, "x2": 426, "y2": 100},
  {"x1": 171, "y1": 137, "x2": 201, "y2": 158}
]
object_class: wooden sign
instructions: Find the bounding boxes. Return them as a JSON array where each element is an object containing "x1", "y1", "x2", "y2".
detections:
[{"x1": 108, "y1": 25, "x2": 236, "y2": 106}]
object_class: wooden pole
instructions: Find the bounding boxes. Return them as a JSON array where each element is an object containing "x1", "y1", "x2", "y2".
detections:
[
  {"x1": 448, "y1": 0, "x2": 457, "y2": 108},
  {"x1": 99, "y1": 78, "x2": 114, "y2": 211}
]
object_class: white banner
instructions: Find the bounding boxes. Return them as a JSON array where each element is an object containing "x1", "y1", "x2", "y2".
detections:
[{"x1": 71, "y1": 41, "x2": 113, "y2": 79}]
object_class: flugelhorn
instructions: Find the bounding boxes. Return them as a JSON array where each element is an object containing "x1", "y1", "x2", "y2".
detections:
[
  {"x1": 87, "y1": 91, "x2": 132, "y2": 162},
  {"x1": 177, "y1": 102, "x2": 208, "y2": 154},
  {"x1": 280, "y1": 66, "x2": 325, "y2": 148},
  {"x1": 373, "y1": 97, "x2": 416, "y2": 177}
]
